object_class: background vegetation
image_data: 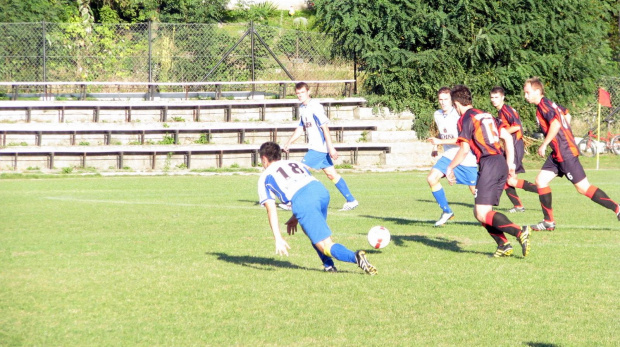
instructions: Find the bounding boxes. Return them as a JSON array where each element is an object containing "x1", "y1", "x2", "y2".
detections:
[{"x1": 0, "y1": 0, "x2": 618, "y2": 136}]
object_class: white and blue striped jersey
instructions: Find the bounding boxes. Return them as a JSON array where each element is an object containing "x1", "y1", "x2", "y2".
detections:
[
  {"x1": 434, "y1": 107, "x2": 477, "y2": 167},
  {"x1": 258, "y1": 160, "x2": 317, "y2": 205},
  {"x1": 298, "y1": 99, "x2": 329, "y2": 153}
]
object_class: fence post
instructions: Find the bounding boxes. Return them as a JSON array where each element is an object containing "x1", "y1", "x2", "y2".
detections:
[
  {"x1": 148, "y1": 21, "x2": 153, "y2": 83},
  {"x1": 42, "y1": 21, "x2": 47, "y2": 84},
  {"x1": 250, "y1": 21, "x2": 256, "y2": 98}
]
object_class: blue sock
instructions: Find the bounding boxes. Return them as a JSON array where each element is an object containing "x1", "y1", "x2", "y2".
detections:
[
  {"x1": 335, "y1": 178, "x2": 355, "y2": 202},
  {"x1": 432, "y1": 188, "x2": 452, "y2": 213},
  {"x1": 329, "y1": 243, "x2": 356, "y2": 264},
  {"x1": 312, "y1": 244, "x2": 335, "y2": 268}
]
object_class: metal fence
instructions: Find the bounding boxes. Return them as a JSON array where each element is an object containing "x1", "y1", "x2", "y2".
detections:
[{"x1": 0, "y1": 21, "x2": 352, "y2": 96}]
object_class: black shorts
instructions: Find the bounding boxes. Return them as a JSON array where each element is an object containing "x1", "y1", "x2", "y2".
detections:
[
  {"x1": 475, "y1": 155, "x2": 508, "y2": 206},
  {"x1": 514, "y1": 139, "x2": 525, "y2": 174},
  {"x1": 541, "y1": 155, "x2": 587, "y2": 184}
]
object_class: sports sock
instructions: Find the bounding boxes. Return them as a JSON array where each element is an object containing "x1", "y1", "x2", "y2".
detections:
[
  {"x1": 517, "y1": 179, "x2": 538, "y2": 193},
  {"x1": 327, "y1": 243, "x2": 356, "y2": 264},
  {"x1": 431, "y1": 183, "x2": 452, "y2": 213},
  {"x1": 334, "y1": 177, "x2": 355, "y2": 202},
  {"x1": 312, "y1": 243, "x2": 335, "y2": 268},
  {"x1": 538, "y1": 186, "x2": 554, "y2": 222},
  {"x1": 485, "y1": 211, "x2": 521, "y2": 237},
  {"x1": 483, "y1": 223, "x2": 508, "y2": 246},
  {"x1": 585, "y1": 186, "x2": 620, "y2": 213},
  {"x1": 505, "y1": 187, "x2": 523, "y2": 208}
]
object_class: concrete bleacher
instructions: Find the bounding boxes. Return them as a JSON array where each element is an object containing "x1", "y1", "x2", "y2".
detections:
[{"x1": 0, "y1": 97, "x2": 433, "y2": 172}]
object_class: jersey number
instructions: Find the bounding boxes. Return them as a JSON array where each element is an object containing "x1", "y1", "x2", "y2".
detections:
[
  {"x1": 276, "y1": 163, "x2": 305, "y2": 178},
  {"x1": 482, "y1": 118, "x2": 500, "y2": 144}
]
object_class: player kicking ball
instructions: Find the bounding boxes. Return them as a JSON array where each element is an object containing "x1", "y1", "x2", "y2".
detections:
[
  {"x1": 446, "y1": 85, "x2": 531, "y2": 258},
  {"x1": 257, "y1": 141, "x2": 377, "y2": 275}
]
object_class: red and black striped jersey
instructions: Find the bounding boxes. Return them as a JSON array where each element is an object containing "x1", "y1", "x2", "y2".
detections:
[
  {"x1": 498, "y1": 104, "x2": 523, "y2": 142},
  {"x1": 536, "y1": 97, "x2": 579, "y2": 162},
  {"x1": 457, "y1": 108, "x2": 504, "y2": 162}
]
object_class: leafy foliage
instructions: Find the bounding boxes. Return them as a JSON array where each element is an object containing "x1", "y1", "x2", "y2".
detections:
[{"x1": 314, "y1": 0, "x2": 620, "y2": 138}]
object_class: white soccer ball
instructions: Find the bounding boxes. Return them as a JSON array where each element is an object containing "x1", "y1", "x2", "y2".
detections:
[{"x1": 367, "y1": 226, "x2": 390, "y2": 249}]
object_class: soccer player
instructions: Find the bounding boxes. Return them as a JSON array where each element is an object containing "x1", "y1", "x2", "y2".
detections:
[
  {"x1": 257, "y1": 141, "x2": 377, "y2": 275},
  {"x1": 427, "y1": 87, "x2": 478, "y2": 226},
  {"x1": 282, "y1": 82, "x2": 359, "y2": 211},
  {"x1": 490, "y1": 86, "x2": 538, "y2": 213},
  {"x1": 446, "y1": 85, "x2": 531, "y2": 258},
  {"x1": 523, "y1": 77, "x2": 620, "y2": 230}
]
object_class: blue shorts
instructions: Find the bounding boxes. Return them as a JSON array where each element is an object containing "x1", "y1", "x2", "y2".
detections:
[
  {"x1": 302, "y1": 150, "x2": 333, "y2": 170},
  {"x1": 291, "y1": 181, "x2": 332, "y2": 245},
  {"x1": 433, "y1": 156, "x2": 478, "y2": 186}
]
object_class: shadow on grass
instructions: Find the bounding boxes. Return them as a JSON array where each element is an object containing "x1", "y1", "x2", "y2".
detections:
[
  {"x1": 391, "y1": 234, "x2": 488, "y2": 256},
  {"x1": 238, "y1": 199, "x2": 261, "y2": 206},
  {"x1": 417, "y1": 198, "x2": 475, "y2": 209},
  {"x1": 206, "y1": 252, "x2": 358, "y2": 274},
  {"x1": 525, "y1": 343, "x2": 561, "y2": 347},
  {"x1": 359, "y1": 214, "x2": 480, "y2": 227}
]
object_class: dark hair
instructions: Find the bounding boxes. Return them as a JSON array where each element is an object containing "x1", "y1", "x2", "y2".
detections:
[
  {"x1": 450, "y1": 85, "x2": 472, "y2": 106},
  {"x1": 525, "y1": 77, "x2": 545, "y2": 95},
  {"x1": 295, "y1": 82, "x2": 309, "y2": 91},
  {"x1": 490, "y1": 86, "x2": 505, "y2": 96},
  {"x1": 259, "y1": 141, "x2": 281, "y2": 162},
  {"x1": 437, "y1": 86, "x2": 451, "y2": 96}
]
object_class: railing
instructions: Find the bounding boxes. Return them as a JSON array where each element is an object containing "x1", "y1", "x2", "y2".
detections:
[{"x1": 0, "y1": 80, "x2": 356, "y2": 101}]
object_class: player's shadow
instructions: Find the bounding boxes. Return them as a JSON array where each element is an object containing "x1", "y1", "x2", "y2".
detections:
[
  {"x1": 207, "y1": 252, "x2": 316, "y2": 272},
  {"x1": 206, "y1": 252, "x2": 357, "y2": 274},
  {"x1": 417, "y1": 199, "x2": 475, "y2": 209},
  {"x1": 391, "y1": 234, "x2": 488, "y2": 256},
  {"x1": 360, "y1": 215, "x2": 480, "y2": 227},
  {"x1": 238, "y1": 199, "x2": 260, "y2": 206},
  {"x1": 525, "y1": 343, "x2": 561, "y2": 347}
]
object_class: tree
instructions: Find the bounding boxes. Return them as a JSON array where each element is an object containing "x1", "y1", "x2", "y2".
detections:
[
  {"x1": 88, "y1": 0, "x2": 229, "y2": 23},
  {"x1": 314, "y1": 0, "x2": 619, "y2": 138},
  {"x1": 0, "y1": 0, "x2": 77, "y2": 22}
]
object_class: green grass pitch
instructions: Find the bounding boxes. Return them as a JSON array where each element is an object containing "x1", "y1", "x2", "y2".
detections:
[{"x1": 0, "y1": 157, "x2": 619, "y2": 346}]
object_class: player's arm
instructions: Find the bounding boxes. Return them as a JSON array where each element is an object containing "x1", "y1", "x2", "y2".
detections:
[
  {"x1": 499, "y1": 128, "x2": 516, "y2": 178},
  {"x1": 445, "y1": 141, "x2": 471, "y2": 185},
  {"x1": 320, "y1": 124, "x2": 338, "y2": 160},
  {"x1": 263, "y1": 200, "x2": 291, "y2": 256},
  {"x1": 538, "y1": 119, "x2": 561, "y2": 157},
  {"x1": 505, "y1": 125, "x2": 521, "y2": 134},
  {"x1": 282, "y1": 126, "x2": 304, "y2": 153}
]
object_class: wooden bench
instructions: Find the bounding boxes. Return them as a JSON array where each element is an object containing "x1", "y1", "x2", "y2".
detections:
[
  {"x1": 0, "y1": 98, "x2": 367, "y2": 123},
  {"x1": 0, "y1": 144, "x2": 391, "y2": 170},
  {"x1": 0, "y1": 125, "x2": 377, "y2": 146}
]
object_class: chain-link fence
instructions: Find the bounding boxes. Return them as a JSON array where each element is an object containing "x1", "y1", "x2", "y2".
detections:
[{"x1": 0, "y1": 21, "x2": 352, "y2": 97}]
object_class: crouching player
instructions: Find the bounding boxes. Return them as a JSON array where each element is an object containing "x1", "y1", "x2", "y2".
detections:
[{"x1": 257, "y1": 141, "x2": 377, "y2": 275}]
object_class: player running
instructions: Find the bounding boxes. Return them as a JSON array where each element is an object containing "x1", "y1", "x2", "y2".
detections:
[
  {"x1": 446, "y1": 85, "x2": 531, "y2": 258},
  {"x1": 282, "y1": 82, "x2": 359, "y2": 211},
  {"x1": 257, "y1": 141, "x2": 377, "y2": 275},
  {"x1": 523, "y1": 77, "x2": 620, "y2": 230},
  {"x1": 427, "y1": 87, "x2": 478, "y2": 226},
  {"x1": 490, "y1": 86, "x2": 538, "y2": 213}
]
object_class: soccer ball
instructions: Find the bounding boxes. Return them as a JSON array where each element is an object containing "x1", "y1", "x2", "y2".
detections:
[{"x1": 367, "y1": 226, "x2": 390, "y2": 249}]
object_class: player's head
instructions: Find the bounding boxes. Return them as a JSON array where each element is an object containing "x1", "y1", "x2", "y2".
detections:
[
  {"x1": 259, "y1": 141, "x2": 281, "y2": 167},
  {"x1": 437, "y1": 86, "x2": 453, "y2": 113},
  {"x1": 295, "y1": 82, "x2": 311, "y2": 104},
  {"x1": 450, "y1": 85, "x2": 472, "y2": 107},
  {"x1": 523, "y1": 77, "x2": 544, "y2": 105},
  {"x1": 490, "y1": 86, "x2": 505, "y2": 110}
]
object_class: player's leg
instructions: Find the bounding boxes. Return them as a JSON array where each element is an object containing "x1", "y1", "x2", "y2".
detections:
[
  {"x1": 428, "y1": 157, "x2": 456, "y2": 226},
  {"x1": 574, "y1": 177, "x2": 620, "y2": 220},
  {"x1": 504, "y1": 182, "x2": 524, "y2": 213},
  {"x1": 482, "y1": 223, "x2": 513, "y2": 257},
  {"x1": 322, "y1": 166, "x2": 358, "y2": 210},
  {"x1": 476, "y1": 156, "x2": 530, "y2": 256},
  {"x1": 532, "y1": 158, "x2": 559, "y2": 230}
]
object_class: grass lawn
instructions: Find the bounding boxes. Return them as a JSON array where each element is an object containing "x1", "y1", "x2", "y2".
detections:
[{"x1": 0, "y1": 155, "x2": 619, "y2": 346}]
